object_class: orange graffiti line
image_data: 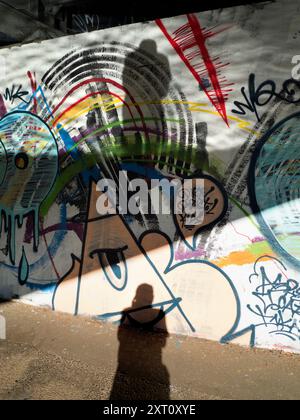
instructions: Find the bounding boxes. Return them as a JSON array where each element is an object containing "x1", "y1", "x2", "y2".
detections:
[{"x1": 211, "y1": 251, "x2": 276, "y2": 268}]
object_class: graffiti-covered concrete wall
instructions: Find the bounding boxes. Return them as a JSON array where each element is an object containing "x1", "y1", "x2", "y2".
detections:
[{"x1": 1, "y1": 0, "x2": 300, "y2": 353}]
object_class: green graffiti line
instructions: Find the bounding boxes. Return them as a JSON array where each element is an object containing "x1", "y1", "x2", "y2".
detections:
[
  {"x1": 59, "y1": 117, "x2": 185, "y2": 160},
  {"x1": 228, "y1": 195, "x2": 259, "y2": 230}
]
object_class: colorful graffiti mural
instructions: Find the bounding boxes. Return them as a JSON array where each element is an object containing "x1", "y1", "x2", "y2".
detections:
[{"x1": 1, "y1": 0, "x2": 300, "y2": 353}]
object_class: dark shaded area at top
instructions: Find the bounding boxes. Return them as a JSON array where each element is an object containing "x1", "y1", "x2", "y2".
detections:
[
  {"x1": 0, "y1": 0, "x2": 267, "y2": 47},
  {"x1": 68, "y1": 0, "x2": 267, "y2": 21},
  {"x1": 58, "y1": 0, "x2": 269, "y2": 33}
]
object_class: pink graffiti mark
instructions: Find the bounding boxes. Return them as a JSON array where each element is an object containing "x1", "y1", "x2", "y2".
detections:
[
  {"x1": 175, "y1": 247, "x2": 206, "y2": 261},
  {"x1": 251, "y1": 236, "x2": 265, "y2": 243},
  {"x1": 24, "y1": 216, "x2": 83, "y2": 244},
  {"x1": 27, "y1": 71, "x2": 37, "y2": 114},
  {"x1": 0, "y1": 94, "x2": 7, "y2": 117},
  {"x1": 156, "y1": 14, "x2": 233, "y2": 126},
  {"x1": 40, "y1": 223, "x2": 84, "y2": 241},
  {"x1": 229, "y1": 221, "x2": 253, "y2": 243}
]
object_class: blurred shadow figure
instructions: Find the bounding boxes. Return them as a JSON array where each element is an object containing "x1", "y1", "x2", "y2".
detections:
[
  {"x1": 110, "y1": 284, "x2": 170, "y2": 400},
  {"x1": 121, "y1": 40, "x2": 171, "y2": 167}
]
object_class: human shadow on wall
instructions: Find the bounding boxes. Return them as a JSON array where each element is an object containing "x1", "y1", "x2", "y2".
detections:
[
  {"x1": 110, "y1": 284, "x2": 170, "y2": 400},
  {"x1": 120, "y1": 39, "x2": 172, "y2": 229},
  {"x1": 121, "y1": 39, "x2": 171, "y2": 168}
]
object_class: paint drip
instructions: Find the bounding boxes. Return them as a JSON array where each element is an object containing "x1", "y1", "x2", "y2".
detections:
[
  {"x1": 18, "y1": 247, "x2": 29, "y2": 285},
  {"x1": 0, "y1": 209, "x2": 39, "y2": 265}
]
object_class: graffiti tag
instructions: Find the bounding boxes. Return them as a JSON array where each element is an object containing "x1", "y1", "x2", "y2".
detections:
[
  {"x1": 232, "y1": 73, "x2": 300, "y2": 122},
  {"x1": 3, "y1": 84, "x2": 29, "y2": 104},
  {"x1": 248, "y1": 257, "x2": 300, "y2": 341}
]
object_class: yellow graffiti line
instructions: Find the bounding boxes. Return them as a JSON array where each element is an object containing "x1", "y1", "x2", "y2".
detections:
[
  {"x1": 51, "y1": 97, "x2": 118, "y2": 128},
  {"x1": 51, "y1": 93, "x2": 256, "y2": 137},
  {"x1": 130, "y1": 100, "x2": 256, "y2": 135},
  {"x1": 22, "y1": 139, "x2": 48, "y2": 154},
  {"x1": 227, "y1": 115, "x2": 258, "y2": 135},
  {"x1": 187, "y1": 102, "x2": 209, "y2": 112},
  {"x1": 54, "y1": 97, "x2": 179, "y2": 128},
  {"x1": 187, "y1": 106, "x2": 257, "y2": 135},
  {"x1": 127, "y1": 99, "x2": 257, "y2": 135},
  {"x1": 132, "y1": 99, "x2": 208, "y2": 108},
  {"x1": 52, "y1": 97, "x2": 207, "y2": 129},
  {"x1": 54, "y1": 101, "x2": 123, "y2": 132},
  {"x1": 54, "y1": 98, "x2": 181, "y2": 131},
  {"x1": 101, "y1": 96, "x2": 121, "y2": 112}
]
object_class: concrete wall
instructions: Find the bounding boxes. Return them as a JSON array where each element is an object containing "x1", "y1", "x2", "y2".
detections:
[{"x1": 1, "y1": 0, "x2": 300, "y2": 353}]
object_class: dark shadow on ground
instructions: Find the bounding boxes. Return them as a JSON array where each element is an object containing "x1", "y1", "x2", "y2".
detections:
[{"x1": 110, "y1": 284, "x2": 170, "y2": 400}]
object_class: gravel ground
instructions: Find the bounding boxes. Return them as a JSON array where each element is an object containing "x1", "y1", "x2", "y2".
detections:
[{"x1": 0, "y1": 300, "x2": 299, "y2": 400}]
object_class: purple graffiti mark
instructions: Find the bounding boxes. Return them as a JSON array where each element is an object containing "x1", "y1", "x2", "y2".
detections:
[
  {"x1": 24, "y1": 213, "x2": 34, "y2": 244},
  {"x1": 175, "y1": 247, "x2": 206, "y2": 261},
  {"x1": 26, "y1": 222, "x2": 84, "y2": 242},
  {"x1": 0, "y1": 94, "x2": 7, "y2": 117},
  {"x1": 41, "y1": 223, "x2": 84, "y2": 241},
  {"x1": 122, "y1": 126, "x2": 177, "y2": 141},
  {"x1": 68, "y1": 124, "x2": 179, "y2": 149},
  {"x1": 251, "y1": 236, "x2": 265, "y2": 244}
]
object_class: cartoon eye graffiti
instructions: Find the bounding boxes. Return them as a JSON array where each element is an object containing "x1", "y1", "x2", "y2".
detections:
[
  {"x1": 15, "y1": 153, "x2": 29, "y2": 170},
  {"x1": 89, "y1": 246, "x2": 128, "y2": 291},
  {"x1": 0, "y1": 111, "x2": 58, "y2": 283},
  {"x1": 249, "y1": 112, "x2": 300, "y2": 269}
]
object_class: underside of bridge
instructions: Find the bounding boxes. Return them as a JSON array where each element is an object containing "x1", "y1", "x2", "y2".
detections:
[{"x1": 0, "y1": 0, "x2": 266, "y2": 47}]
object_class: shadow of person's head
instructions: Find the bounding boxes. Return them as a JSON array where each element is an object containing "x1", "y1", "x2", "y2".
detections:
[
  {"x1": 123, "y1": 39, "x2": 171, "y2": 95},
  {"x1": 138, "y1": 39, "x2": 158, "y2": 56},
  {"x1": 121, "y1": 284, "x2": 168, "y2": 334},
  {"x1": 132, "y1": 283, "x2": 154, "y2": 308}
]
